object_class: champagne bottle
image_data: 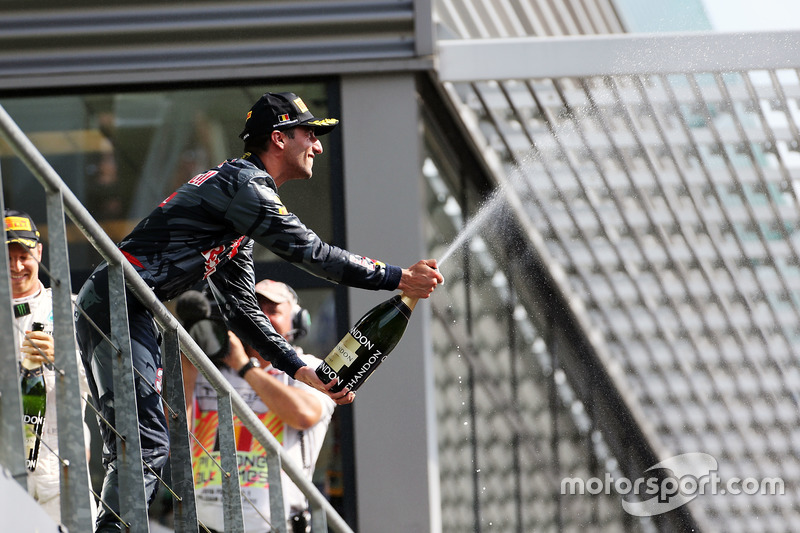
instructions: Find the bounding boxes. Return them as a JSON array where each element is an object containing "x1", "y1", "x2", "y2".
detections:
[
  {"x1": 21, "y1": 321, "x2": 46, "y2": 472},
  {"x1": 316, "y1": 293, "x2": 418, "y2": 393}
]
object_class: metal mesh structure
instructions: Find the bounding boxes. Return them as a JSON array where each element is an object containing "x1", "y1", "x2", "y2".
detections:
[
  {"x1": 431, "y1": 1, "x2": 800, "y2": 529},
  {"x1": 424, "y1": 158, "x2": 653, "y2": 531},
  {"x1": 447, "y1": 69, "x2": 800, "y2": 528}
]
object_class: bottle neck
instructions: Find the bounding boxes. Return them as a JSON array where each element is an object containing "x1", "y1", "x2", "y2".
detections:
[
  {"x1": 399, "y1": 293, "x2": 419, "y2": 311},
  {"x1": 21, "y1": 358, "x2": 44, "y2": 376}
]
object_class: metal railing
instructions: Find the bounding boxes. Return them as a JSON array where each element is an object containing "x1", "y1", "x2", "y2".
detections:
[{"x1": 0, "y1": 103, "x2": 354, "y2": 533}]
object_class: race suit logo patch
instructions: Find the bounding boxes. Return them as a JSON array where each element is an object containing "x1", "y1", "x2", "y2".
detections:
[
  {"x1": 202, "y1": 236, "x2": 246, "y2": 279},
  {"x1": 202, "y1": 245, "x2": 224, "y2": 279},
  {"x1": 228, "y1": 236, "x2": 245, "y2": 259},
  {"x1": 188, "y1": 170, "x2": 218, "y2": 187},
  {"x1": 154, "y1": 368, "x2": 163, "y2": 393}
]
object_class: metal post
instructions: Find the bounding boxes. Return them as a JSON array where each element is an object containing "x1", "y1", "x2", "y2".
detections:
[
  {"x1": 267, "y1": 445, "x2": 287, "y2": 533},
  {"x1": 162, "y1": 327, "x2": 198, "y2": 533},
  {"x1": 46, "y1": 191, "x2": 94, "y2": 532},
  {"x1": 0, "y1": 170, "x2": 27, "y2": 489},
  {"x1": 310, "y1": 499, "x2": 329, "y2": 532},
  {"x1": 108, "y1": 262, "x2": 149, "y2": 531},
  {"x1": 217, "y1": 392, "x2": 244, "y2": 533}
]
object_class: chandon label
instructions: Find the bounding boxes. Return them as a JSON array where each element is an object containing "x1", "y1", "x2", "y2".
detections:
[
  {"x1": 349, "y1": 328, "x2": 374, "y2": 351},
  {"x1": 333, "y1": 333, "x2": 359, "y2": 367},
  {"x1": 23, "y1": 414, "x2": 44, "y2": 425},
  {"x1": 343, "y1": 351, "x2": 387, "y2": 390},
  {"x1": 317, "y1": 361, "x2": 339, "y2": 382},
  {"x1": 324, "y1": 326, "x2": 373, "y2": 370},
  {"x1": 318, "y1": 326, "x2": 388, "y2": 391}
]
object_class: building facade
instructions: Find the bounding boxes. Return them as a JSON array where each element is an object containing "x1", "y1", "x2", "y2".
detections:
[{"x1": 3, "y1": 1, "x2": 799, "y2": 532}]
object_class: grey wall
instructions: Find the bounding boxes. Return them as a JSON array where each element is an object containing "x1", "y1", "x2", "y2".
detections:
[{"x1": 341, "y1": 73, "x2": 442, "y2": 533}]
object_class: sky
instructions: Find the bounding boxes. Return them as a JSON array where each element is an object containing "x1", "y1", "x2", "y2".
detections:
[{"x1": 702, "y1": 0, "x2": 800, "y2": 31}]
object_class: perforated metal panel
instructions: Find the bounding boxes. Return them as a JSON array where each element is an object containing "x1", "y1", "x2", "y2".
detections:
[{"x1": 435, "y1": 16, "x2": 800, "y2": 533}]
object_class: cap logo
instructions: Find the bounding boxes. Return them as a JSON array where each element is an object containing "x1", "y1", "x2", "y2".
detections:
[
  {"x1": 246, "y1": 110, "x2": 253, "y2": 120},
  {"x1": 293, "y1": 98, "x2": 308, "y2": 113},
  {"x1": 307, "y1": 118, "x2": 338, "y2": 127},
  {"x1": 277, "y1": 113, "x2": 291, "y2": 124},
  {"x1": 5, "y1": 216, "x2": 32, "y2": 232}
]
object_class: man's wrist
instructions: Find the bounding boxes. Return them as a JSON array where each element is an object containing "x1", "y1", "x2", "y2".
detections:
[
  {"x1": 238, "y1": 357, "x2": 261, "y2": 378},
  {"x1": 382, "y1": 264, "x2": 403, "y2": 290}
]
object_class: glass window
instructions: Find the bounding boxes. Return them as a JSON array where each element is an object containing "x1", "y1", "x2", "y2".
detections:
[{"x1": 1, "y1": 83, "x2": 335, "y2": 274}]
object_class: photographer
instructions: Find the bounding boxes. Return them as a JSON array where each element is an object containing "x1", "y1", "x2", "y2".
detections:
[{"x1": 178, "y1": 280, "x2": 335, "y2": 533}]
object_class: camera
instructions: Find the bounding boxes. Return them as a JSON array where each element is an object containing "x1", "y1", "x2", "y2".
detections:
[{"x1": 175, "y1": 289, "x2": 230, "y2": 367}]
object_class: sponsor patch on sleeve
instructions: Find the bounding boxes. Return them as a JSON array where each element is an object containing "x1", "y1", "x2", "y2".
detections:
[
  {"x1": 348, "y1": 255, "x2": 385, "y2": 272},
  {"x1": 256, "y1": 182, "x2": 289, "y2": 215},
  {"x1": 274, "y1": 199, "x2": 289, "y2": 216}
]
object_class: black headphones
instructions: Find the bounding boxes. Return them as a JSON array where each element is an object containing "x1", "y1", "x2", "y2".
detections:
[{"x1": 283, "y1": 285, "x2": 311, "y2": 342}]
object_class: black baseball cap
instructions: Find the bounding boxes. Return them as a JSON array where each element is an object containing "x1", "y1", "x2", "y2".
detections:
[
  {"x1": 5, "y1": 209, "x2": 40, "y2": 248},
  {"x1": 239, "y1": 92, "x2": 339, "y2": 141}
]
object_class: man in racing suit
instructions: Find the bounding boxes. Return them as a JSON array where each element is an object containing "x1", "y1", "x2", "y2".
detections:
[
  {"x1": 75, "y1": 91, "x2": 443, "y2": 531},
  {"x1": 7, "y1": 209, "x2": 95, "y2": 525}
]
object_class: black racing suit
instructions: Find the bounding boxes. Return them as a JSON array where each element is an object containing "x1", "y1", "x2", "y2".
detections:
[{"x1": 75, "y1": 153, "x2": 401, "y2": 531}]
